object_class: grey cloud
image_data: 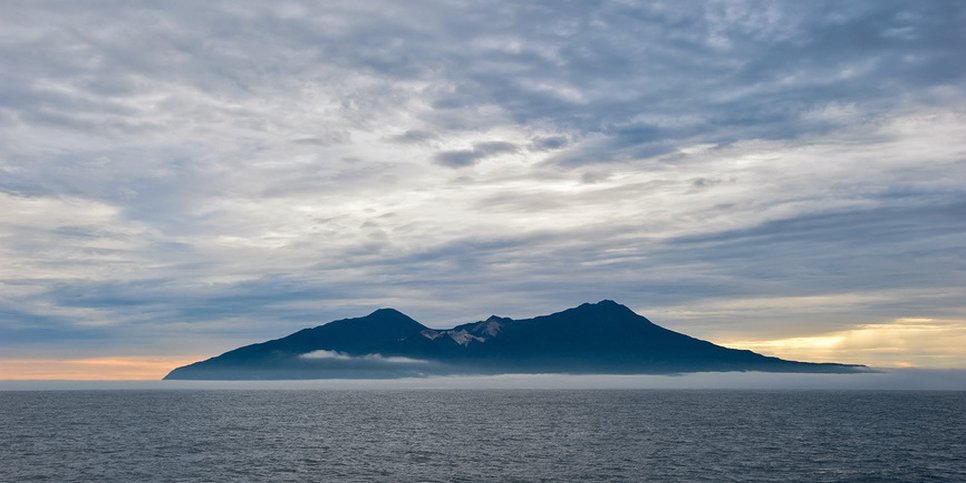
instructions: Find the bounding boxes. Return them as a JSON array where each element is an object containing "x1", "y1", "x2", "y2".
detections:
[
  {"x1": 434, "y1": 141, "x2": 520, "y2": 167},
  {"x1": 291, "y1": 133, "x2": 351, "y2": 146},
  {"x1": 389, "y1": 130, "x2": 438, "y2": 144},
  {"x1": 434, "y1": 150, "x2": 480, "y2": 168},
  {"x1": 690, "y1": 177, "x2": 726, "y2": 189},
  {"x1": 529, "y1": 136, "x2": 569, "y2": 151},
  {"x1": 580, "y1": 171, "x2": 610, "y2": 184}
]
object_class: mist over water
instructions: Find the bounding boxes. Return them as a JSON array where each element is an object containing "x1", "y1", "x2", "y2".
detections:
[
  {"x1": 2, "y1": 389, "x2": 964, "y2": 482},
  {"x1": 3, "y1": 369, "x2": 965, "y2": 391}
]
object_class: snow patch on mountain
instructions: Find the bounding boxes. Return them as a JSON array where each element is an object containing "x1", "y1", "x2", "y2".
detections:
[
  {"x1": 448, "y1": 329, "x2": 485, "y2": 346},
  {"x1": 421, "y1": 329, "x2": 443, "y2": 340},
  {"x1": 420, "y1": 319, "x2": 505, "y2": 345}
]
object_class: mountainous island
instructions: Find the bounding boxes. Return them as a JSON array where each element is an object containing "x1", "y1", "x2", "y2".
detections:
[{"x1": 164, "y1": 300, "x2": 865, "y2": 380}]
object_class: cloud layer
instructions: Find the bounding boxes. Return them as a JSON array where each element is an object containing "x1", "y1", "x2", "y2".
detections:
[{"x1": 1, "y1": 1, "x2": 965, "y2": 370}]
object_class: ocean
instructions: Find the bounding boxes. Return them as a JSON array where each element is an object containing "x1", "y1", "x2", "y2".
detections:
[{"x1": 2, "y1": 389, "x2": 964, "y2": 482}]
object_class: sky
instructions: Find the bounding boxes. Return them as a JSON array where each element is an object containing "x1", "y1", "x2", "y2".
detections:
[{"x1": 1, "y1": 1, "x2": 965, "y2": 380}]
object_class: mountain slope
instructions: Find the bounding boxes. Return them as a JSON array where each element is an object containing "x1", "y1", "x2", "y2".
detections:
[{"x1": 164, "y1": 300, "x2": 864, "y2": 379}]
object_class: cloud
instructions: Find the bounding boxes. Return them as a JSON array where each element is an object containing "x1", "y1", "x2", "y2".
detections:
[
  {"x1": 301, "y1": 350, "x2": 428, "y2": 365},
  {"x1": 434, "y1": 141, "x2": 520, "y2": 167},
  {"x1": 389, "y1": 129, "x2": 438, "y2": 144},
  {"x1": 0, "y1": 1, "x2": 964, "y2": 372},
  {"x1": 529, "y1": 135, "x2": 568, "y2": 151}
]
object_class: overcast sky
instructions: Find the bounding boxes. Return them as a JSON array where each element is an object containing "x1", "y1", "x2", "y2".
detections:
[{"x1": 1, "y1": 0, "x2": 965, "y2": 378}]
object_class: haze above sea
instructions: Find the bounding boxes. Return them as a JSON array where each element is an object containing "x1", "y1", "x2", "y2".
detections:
[{"x1": 3, "y1": 368, "x2": 965, "y2": 391}]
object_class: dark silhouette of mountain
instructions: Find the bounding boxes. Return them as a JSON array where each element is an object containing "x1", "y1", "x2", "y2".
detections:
[{"x1": 164, "y1": 300, "x2": 865, "y2": 380}]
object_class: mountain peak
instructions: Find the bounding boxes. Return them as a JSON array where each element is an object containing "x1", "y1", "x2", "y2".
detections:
[
  {"x1": 573, "y1": 299, "x2": 635, "y2": 314},
  {"x1": 320, "y1": 307, "x2": 427, "y2": 335},
  {"x1": 592, "y1": 299, "x2": 622, "y2": 308},
  {"x1": 369, "y1": 307, "x2": 407, "y2": 317}
]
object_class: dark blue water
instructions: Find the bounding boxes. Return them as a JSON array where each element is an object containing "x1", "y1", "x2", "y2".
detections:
[{"x1": 2, "y1": 390, "x2": 964, "y2": 482}]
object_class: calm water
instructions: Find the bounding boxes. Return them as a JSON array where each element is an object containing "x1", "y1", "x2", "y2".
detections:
[{"x1": 1, "y1": 390, "x2": 964, "y2": 482}]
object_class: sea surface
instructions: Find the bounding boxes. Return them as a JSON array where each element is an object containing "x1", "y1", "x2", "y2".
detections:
[{"x1": 2, "y1": 389, "x2": 964, "y2": 482}]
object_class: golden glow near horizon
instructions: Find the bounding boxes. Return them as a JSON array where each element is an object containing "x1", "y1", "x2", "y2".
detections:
[
  {"x1": 0, "y1": 356, "x2": 199, "y2": 381},
  {"x1": 720, "y1": 318, "x2": 966, "y2": 369},
  {"x1": 3, "y1": 317, "x2": 966, "y2": 379}
]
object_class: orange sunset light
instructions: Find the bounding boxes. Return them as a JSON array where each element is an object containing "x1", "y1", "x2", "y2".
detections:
[{"x1": 0, "y1": 357, "x2": 200, "y2": 381}]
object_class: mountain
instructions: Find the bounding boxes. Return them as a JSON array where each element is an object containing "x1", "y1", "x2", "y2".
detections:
[{"x1": 163, "y1": 300, "x2": 865, "y2": 380}]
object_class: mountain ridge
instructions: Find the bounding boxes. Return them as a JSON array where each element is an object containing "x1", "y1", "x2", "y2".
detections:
[{"x1": 164, "y1": 300, "x2": 866, "y2": 380}]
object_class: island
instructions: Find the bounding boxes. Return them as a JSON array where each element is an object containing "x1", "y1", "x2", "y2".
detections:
[{"x1": 164, "y1": 300, "x2": 865, "y2": 379}]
